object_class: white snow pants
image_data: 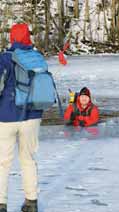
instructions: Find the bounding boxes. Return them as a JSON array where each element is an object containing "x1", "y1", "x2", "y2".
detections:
[{"x1": 0, "y1": 119, "x2": 41, "y2": 204}]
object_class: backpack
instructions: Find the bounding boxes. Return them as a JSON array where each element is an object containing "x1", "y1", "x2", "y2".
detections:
[{"x1": 11, "y1": 48, "x2": 63, "y2": 117}]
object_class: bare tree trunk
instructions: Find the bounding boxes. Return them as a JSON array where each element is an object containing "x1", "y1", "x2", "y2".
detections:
[
  {"x1": 44, "y1": 0, "x2": 50, "y2": 51},
  {"x1": 96, "y1": 0, "x2": 101, "y2": 42},
  {"x1": 83, "y1": 0, "x2": 92, "y2": 43},
  {"x1": 74, "y1": 0, "x2": 79, "y2": 18},
  {"x1": 112, "y1": 0, "x2": 116, "y2": 29},
  {"x1": 65, "y1": 0, "x2": 68, "y2": 17},
  {"x1": 31, "y1": 0, "x2": 43, "y2": 50},
  {"x1": 103, "y1": 1, "x2": 109, "y2": 42},
  {"x1": 1, "y1": 4, "x2": 9, "y2": 50},
  {"x1": 31, "y1": 0, "x2": 37, "y2": 43},
  {"x1": 83, "y1": 0, "x2": 89, "y2": 41},
  {"x1": 111, "y1": 0, "x2": 116, "y2": 42},
  {"x1": 57, "y1": 0, "x2": 65, "y2": 47},
  {"x1": 117, "y1": 2, "x2": 119, "y2": 42}
]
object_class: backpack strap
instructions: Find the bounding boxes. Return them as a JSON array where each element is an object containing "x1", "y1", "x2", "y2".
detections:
[{"x1": 18, "y1": 71, "x2": 35, "y2": 121}]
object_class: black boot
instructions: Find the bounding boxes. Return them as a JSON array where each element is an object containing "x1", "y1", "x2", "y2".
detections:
[
  {"x1": 21, "y1": 199, "x2": 38, "y2": 212},
  {"x1": 0, "y1": 204, "x2": 7, "y2": 212}
]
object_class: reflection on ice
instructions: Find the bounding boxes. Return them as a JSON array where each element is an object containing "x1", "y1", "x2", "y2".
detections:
[{"x1": 40, "y1": 118, "x2": 119, "y2": 141}]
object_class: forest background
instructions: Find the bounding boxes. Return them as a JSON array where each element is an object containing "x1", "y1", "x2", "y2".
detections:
[{"x1": 0, "y1": 0, "x2": 119, "y2": 54}]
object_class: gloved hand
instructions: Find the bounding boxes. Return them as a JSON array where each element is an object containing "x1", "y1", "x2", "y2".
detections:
[
  {"x1": 69, "y1": 91, "x2": 75, "y2": 103},
  {"x1": 79, "y1": 120, "x2": 86, "y2": 127}
]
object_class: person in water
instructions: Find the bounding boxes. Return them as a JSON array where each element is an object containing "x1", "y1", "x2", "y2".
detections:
[{"x1": 64, "y1": 87, "x2": 99, "y2": 127}]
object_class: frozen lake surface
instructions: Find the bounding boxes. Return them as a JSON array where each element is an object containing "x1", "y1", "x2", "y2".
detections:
[
  {"x1": 48, "y1": 55, "x2": 119, "y2": 98},
  {"x1": 8, "y1": 55, "x2": 119, "y2": 212}
]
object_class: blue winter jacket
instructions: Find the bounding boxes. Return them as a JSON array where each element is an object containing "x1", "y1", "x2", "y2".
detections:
[{"x1": 0, "y1": 42, "x2": 43, "y2": 122}]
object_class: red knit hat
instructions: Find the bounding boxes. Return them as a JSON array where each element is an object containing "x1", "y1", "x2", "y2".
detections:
[
  {"x1": 10, "y1": 23, "x2": 32, "y2": 45},
  {"x1": 79, "y1": 87, "x2": 91, "y2": 98}
]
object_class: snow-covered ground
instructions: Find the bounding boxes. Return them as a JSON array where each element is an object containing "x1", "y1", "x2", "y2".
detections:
[{"x1": 8, "y1": 56, "x2": 119, "y2": 212}]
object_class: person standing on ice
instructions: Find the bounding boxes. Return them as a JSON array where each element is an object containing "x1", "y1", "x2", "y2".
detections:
[
  {"x1": 64, "y1": 87, "x2": 99, "y2": 127},
  {"x1": 0, "y1": 24, "x2": 42, "y2": 212}
]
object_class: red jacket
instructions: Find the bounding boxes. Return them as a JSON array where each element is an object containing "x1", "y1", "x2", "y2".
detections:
[{"x1": 64, "y1": 97, "x2": 99, "y2": 127}]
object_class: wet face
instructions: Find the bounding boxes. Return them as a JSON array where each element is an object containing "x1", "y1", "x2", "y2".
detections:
[{"x1": 79, "y1": 95, "x2": 90, "y2": 107}]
